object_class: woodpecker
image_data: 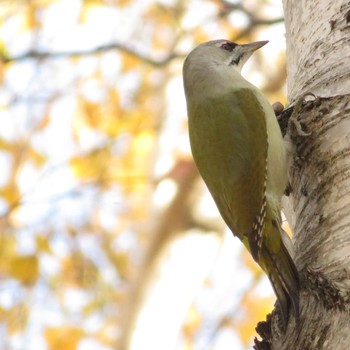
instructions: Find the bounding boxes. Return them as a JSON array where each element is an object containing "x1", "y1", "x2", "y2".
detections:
[{"x1": 183, "y1": 39, "x2": 299, "y2": 326}]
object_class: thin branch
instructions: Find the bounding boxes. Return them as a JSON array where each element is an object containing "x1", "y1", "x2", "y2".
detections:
[
  {"x1": 233, "y1": 17, "x2": 284, "y2": 41},
  {"x1": 0, "y1": 42, "x2": 184, "y2": 66},
  {"x1": 252, "y1": 17, "x2": 285, "y2": 27},
  {"x1": 216, "y1": 0, "x2": 284, "y2": 41},
  {"x1": 219, "y1": 0, "x2": 284, "y2": 25}
]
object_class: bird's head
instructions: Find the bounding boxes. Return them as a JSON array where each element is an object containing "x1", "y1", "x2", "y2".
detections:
[
  {"x1": 183, "y1": 39, "x2": 268, "y2": 100},
  {"x1": 184, "y1": 39, "x2": 268, "y2": 73}
]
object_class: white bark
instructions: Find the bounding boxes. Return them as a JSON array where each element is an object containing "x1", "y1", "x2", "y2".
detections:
[
  {"x1": 284, "y1": 0, "x2": 350, "y2": 100},
  {"x1": 257, "y1": 0, "x2": 350, "y2": 349}
]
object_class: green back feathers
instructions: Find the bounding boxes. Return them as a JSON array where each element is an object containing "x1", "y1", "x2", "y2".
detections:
[{"x1": 188, "y1": 88, "x2": 267, "y2": 238}]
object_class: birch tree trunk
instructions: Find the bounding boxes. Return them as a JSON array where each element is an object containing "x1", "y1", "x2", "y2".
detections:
[{"x1": 256, "y1": 0, "x2": 350, "y2": 349}]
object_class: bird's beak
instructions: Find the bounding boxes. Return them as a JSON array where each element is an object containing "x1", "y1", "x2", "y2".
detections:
[
  {"x1": 232, "y1": 40, "x2": 268, "y2": 69},
  {"x1": 240, "y1": 40, "x2": 269, "y2": 53}
]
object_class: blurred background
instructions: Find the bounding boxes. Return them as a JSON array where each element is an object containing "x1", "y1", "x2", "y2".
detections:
[{"x1": 0, "y1": 0, "x2": 288, "y2": 349}]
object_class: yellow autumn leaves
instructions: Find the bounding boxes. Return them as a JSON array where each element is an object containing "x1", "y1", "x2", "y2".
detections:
[{"x1": 0, "y1": 1, "x2": 287, "y2": 349}]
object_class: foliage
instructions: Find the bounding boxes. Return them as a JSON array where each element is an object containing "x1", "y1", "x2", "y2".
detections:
[{"x1": 0, "y1": 0, "x2": 286, "y2": 349}]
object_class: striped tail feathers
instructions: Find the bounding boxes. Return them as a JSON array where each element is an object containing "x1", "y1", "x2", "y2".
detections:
[{"x1": 262, "y1": 232, "x2": 300, "y2": 328}]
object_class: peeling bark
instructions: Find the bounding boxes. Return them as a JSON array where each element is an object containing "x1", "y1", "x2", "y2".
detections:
[
  {"x1": 256, "y1": 0, "x2": 350, "y2": 348},
  {"x1": 268, "y1": 96, "x2": 350, "y2": 350},
  {"x1": 284, "y1": 1, "x2": 350, "y2": 100}
]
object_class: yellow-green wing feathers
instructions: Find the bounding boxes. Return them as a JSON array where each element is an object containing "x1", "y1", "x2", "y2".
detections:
[
  {"x1": 188, "y1": 87, "x2": 299, "y2": 326},
  {"x1": 189, "y1": 87, "x2": 268, "y2": 253}
]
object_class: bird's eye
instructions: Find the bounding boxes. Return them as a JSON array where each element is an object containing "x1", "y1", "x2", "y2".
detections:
[{"x1": 221, "y1": 42, "x2": 237, "y2": 51}]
